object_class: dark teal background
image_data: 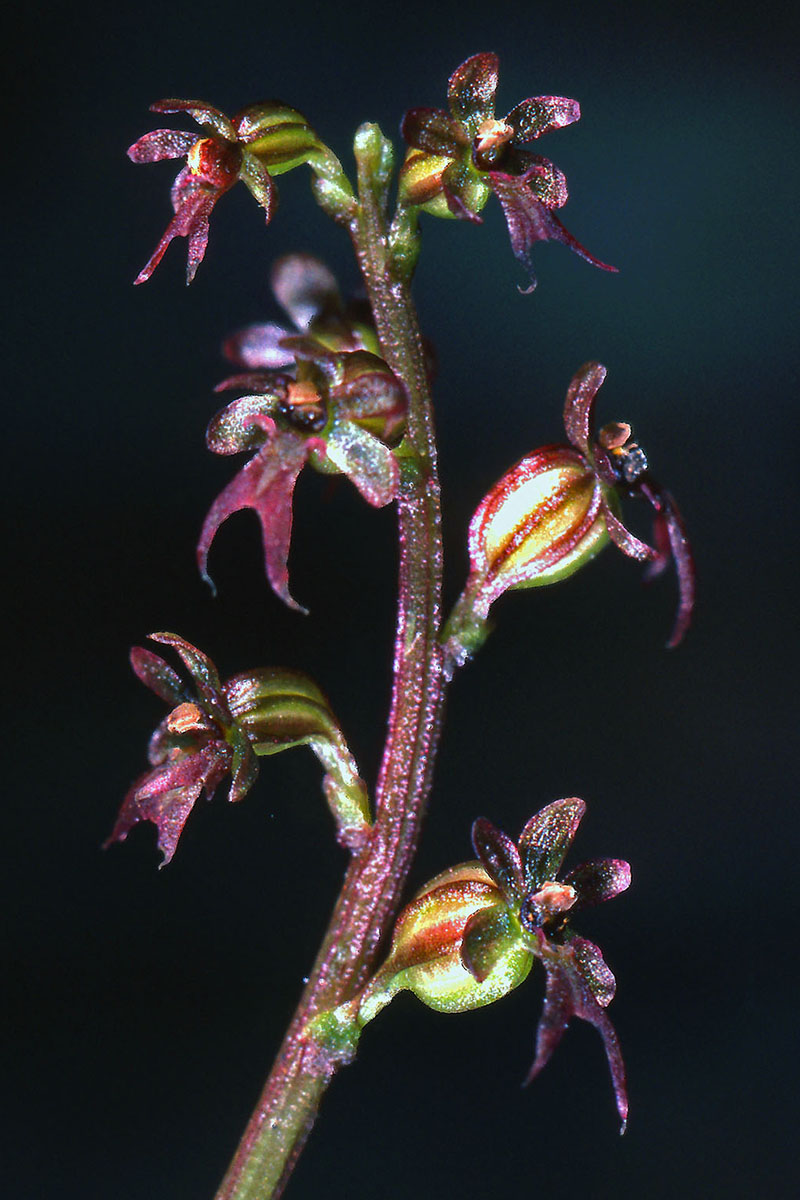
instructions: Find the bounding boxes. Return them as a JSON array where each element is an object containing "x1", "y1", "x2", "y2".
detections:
[{"x1": 7, "y1": 1, "x2": 798, "y2": 1197}]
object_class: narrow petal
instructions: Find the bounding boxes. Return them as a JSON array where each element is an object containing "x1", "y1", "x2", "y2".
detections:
[
  {"x1": 271, "y1": 253, "x2": 342, "y2": 330},
  {"x1": 133, "y1": 176, "x2": 217, "y2": 285},
  {"x1": 460, "y1": 903, "x2": 517, "y2": 983},
  {"x1": 639, "y1": 482, "x2": 696, "y2": 648},
  {"x1": 129, "y1": 646, "x2": 186, "y2": 706},
  {"x1": 127, "y1": 129, "x2": 195, "y2": 163},
  {"x1": 471, "y1": 818, "x2": 525, "y2": 906},
  {"x1": 239, "y1": 152, "x2": 276, "y2": 218},
  {"x1": 228, "y1": 739, "x2": 260, "y2": 805},
  {"x1": 563, "y1": 858, "x2": 632, "y2": 907},
  {"x1": 148, "y1": 633, "x2": 224, "y2": 702},
  {"x1": 222, "y1": 323, "x2": 295, "y2": 369},
  {"x1": 150, "y1": 99, "x2": 236, "y2": 140},
  {"x1": 401, "y1": 107, "x2": 465, "y2": 155},
  {"x1": 197, "y1": 437, "x2": 310, "y2": 611},
  {"x1": 448, "y1": 53, "x2": 499, "y2": 136},
  {"x1": 601, "y1": 498, "x2": 658, "y2": 562},
  {"x1": 519, "y1": 797, "x2": 585, "y2": 891},
  {"x1": 488, "y1": 172, "x2": 617, "y2": 292},
  {"x1": 505, "y1": 96, "x2": 581, "y2": 141},
  {"x1": 563, "y1": 361, "x2": 607, "y2": 457},
  {"x1": 323, "y1": 422, "x2": 399, "y2": 507},
  {"x1": 524, "y1": 960, "x2": 571, "y2": 1084}
]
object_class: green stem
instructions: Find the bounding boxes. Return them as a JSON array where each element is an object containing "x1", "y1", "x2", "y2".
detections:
[{"x1": 215, "y1": 125, "x2": 445, "y2": 1199}]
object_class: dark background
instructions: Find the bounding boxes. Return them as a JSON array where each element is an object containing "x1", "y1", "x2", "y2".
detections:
[{"x1": 8, "y1": 1, "x2": 798, "y2": 1197}]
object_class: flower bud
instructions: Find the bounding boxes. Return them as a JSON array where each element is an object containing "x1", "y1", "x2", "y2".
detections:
[
  {"x1": 357, "y1": 864, "x2": 532, "y2": 1023},
  {"x1": 233, "y1": 103, "x2": 324, "y2": 174},
  {"x1": 398, "y1": 147, "x2": 490, "y2": 218}
]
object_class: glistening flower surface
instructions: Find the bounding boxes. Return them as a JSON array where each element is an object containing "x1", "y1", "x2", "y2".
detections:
[
  {"x1": 198, "y1": 341, "x2": 406, "y2": 611},
  {"x1": 399, "y1": 52, "x2": 617, "y2": 290},
  {"x1": 354, "y1": 798, "x2": 631, "y2": 1130}
]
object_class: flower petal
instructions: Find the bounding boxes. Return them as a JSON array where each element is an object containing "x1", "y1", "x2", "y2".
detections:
[
  {"x1": 105, "y1": 744, "x2": 228, "y2": 866},
  {"x1": 222, "y1": 323, "x2": 296, "y2": 369},
  {"x1": 601, "y1": 498, "x2": 658, "y2": 562},
  {"x1": 197, "y1": 435, "x2": 310, "y2": 611},
  {"x1": 488, "y1": 172, "x2": 617, "y2": 292},
  {"x1": 563, "y1": 361, "x2": 607, "y2": 457},
  {"x1": 148, "y1": 633, "x2": 224, "y2": 705},
  {"x1": 571, "y1": 935, "x2": 617, "y2": 1007},
  {"x1": 127, "y1": 129, "x2": 196, "y2": 163},
  {"x1": 323, "y1": 422, "x2": 399, "y2": 507},
  {"x1": 206, "y1": 394, "x2": 281, "y2": 455},
  {"x1": 526, "y1": 945, "x2": 628, "y2": 1131},
  {"x1": 150, "y1": 99, "x2": 236, "y2": 140},
  {"x1": 563, "y1": 858, "x2": 632, "y2": 907},
  {"x1": 239, "y1": 152, "x2": 276, "y2": 218},
  {"x1": 134, "y1": 170, "x2": 218, "y2": 285},
  {"x1": 129, "y1": 646, "x2": 186, "y2": 706},
  {"x1": 505, "y1": 96, "x2": 581, "y2": 141},
  {"x1": 471, "y1": 818, "x2": 525, "y2": 906},
  {"x1": 401, "y1": 107, "x2": 466, "y2": 155},
  {"x1": 460, "y1": 903, "x2": 517, "y2": 983},
  {"x1": 519, "y1": 797, "x2": 585, "y2": 890},
  {"x1": 448, "y1": 53, "x2": 499, "y2": 137},
  {"x1": 641, "y1": 486, "x2": 695, "y2": 649},
  {"x1": 271, "y1": 253, "x2": 342, "y2": 330}
]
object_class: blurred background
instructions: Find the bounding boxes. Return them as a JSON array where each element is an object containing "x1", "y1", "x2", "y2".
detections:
[{"x1": 7, "y1": 1, "x2": 798, "y2": 1196}]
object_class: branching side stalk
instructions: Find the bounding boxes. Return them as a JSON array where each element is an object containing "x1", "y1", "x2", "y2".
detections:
[{"x1": 215, "y1": 126, "x2": 445, "y2": 1200}]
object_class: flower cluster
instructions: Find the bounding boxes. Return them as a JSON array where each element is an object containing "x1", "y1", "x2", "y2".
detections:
[
  {"x1": 353, "y1": 798, "x2": 630, "y2": 1130},
  {"x1": 106, "y1": 633, "x2": 369, "y2": 864},
  {"x1": 399, "y1": 53, "x2": 616, "y2": 290}
]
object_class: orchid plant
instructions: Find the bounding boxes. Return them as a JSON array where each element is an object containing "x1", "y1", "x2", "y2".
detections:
[{"x1": 111, "y1": 52, "x2": 694, "y2": 1199}]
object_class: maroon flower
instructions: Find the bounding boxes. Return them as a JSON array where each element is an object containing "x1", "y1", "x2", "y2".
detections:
[
  {"x1": 469, "y1": 800, "x2": 631, "y2": 1131},
  {"x1": 128, "y1": 99, "x2": 324, "y2": 283},
  {"x1": 198, "y1": 342, "x2": 407, "y2": 611},
  {"x1": 106, "y1": 633, "x2": 258, "y2": 865},
  {"x1": 399, "y1": 52, "x2": 616, "y2": 290}
]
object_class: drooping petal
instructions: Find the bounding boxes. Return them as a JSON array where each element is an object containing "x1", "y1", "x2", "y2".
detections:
[
  {"x1": 563, "y1": 858, "x2": 632, "y2": 908},
  {"x1": 222, "y1": 323, "x2": 296, "y2": 369},
  {"x1": 105, "y1": 744, "x2": 229, "y2": 866},
  {"x1": 129, "y1": 646, "x2": 186, "y2": 706},
  {"x1": 488, "y1": 172, "x2": 617, "y2": 293},
  {"x1": 601, "y1": 498, "x2": 658, "y2": 562},
  {"x1": 401, "y1": 107, "x2": 466, "y2": 156},
  {"x1": 448, "y1": 53, "x2": 499, "y2": 137},
  {"x1": 150, "y1": 99, "x2": 236, "y2": 141},
  {"x1": 460, "y1": 903, "x2": 518, "y2": 983},
  {"x1": 527, "y1": 944, "x2": 628, "y2": 1132},
  {"x1": 505, "y1": 96, "x2": 581, "y2": 141},
  {"x1": 519, "y1": 797, "x2": 586, "y2": 891},
  {"x1": 239, "y1": 152, "x2": 276, "y2": 218},
  {"x1": 638, "y1": 484, "x2": 695, "y2": 648},
  {"x1": 197, "y1": 435, "x2": 310, "y2": 611},
  {"x1": 134, "y1": 169, "x2": 218, "y2": 285},
  {"x1": 471, "y1": 818, "x2": 525, "y2": 907},
  {"x1": 563, "y1": 361, "x2": 607, "y2": 457},
  {"x1": 322, "y1": 421, "x2": 399, "y2": 506},
  {"x1": 127, "y1": 129, "x2": 196, "y2": 163},
  {"x1": 271, "y1": 253, "x2": 342, "y2": 330},
  {"x1": 228, "y1": 738, "x2": 260, "y2": 805},
  {"x1": 509, "y1": 152, "x2": 569, "y2": 209}
]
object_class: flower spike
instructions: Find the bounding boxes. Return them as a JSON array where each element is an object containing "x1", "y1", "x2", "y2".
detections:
[{"x1": 399, "y1": 52, "x2": 616, "y2": 289}]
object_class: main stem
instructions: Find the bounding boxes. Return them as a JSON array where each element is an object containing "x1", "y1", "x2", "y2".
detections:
[{"x1": 215, "y1": 131, "x2": 445, "y2": 1199}]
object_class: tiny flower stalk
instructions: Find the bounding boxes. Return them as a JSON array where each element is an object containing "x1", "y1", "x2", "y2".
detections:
[{"x1": 443, "y1": 361, "x2": 695, "y2": 674}]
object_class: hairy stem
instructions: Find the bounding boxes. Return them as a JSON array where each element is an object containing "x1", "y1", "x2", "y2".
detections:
[{"x1": 215, "y1": 126, "x2": 444, "y2": 1199}]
